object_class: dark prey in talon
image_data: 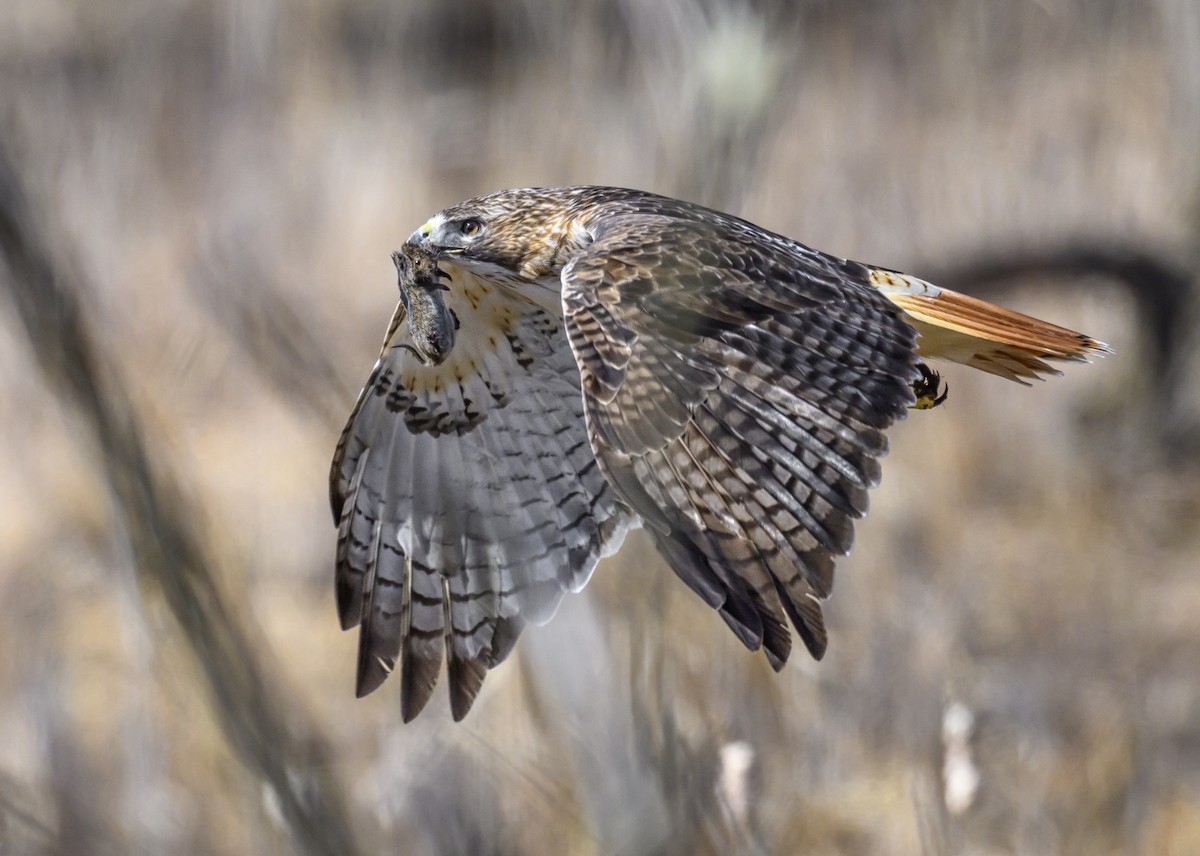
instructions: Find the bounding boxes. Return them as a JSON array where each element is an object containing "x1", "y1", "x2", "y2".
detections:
[
  {"x1": 911, "y1": 362, "x2": 949, "y2": 410},
  {"x1": 391, "y1": 246, "x2": 457, "y2": 365}
]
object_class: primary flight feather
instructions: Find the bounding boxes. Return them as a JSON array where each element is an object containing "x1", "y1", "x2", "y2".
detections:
[{"x1": 331, "y1": 186, "x2": 1111, "y2": 721}]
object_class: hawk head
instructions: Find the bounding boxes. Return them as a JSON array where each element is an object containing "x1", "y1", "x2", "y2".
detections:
[{"x1": 406, "y1": 187, "x2": 594, "y2": 287}]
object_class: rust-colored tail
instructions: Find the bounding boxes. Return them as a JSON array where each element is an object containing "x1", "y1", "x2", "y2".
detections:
[{"x1": 869, "y1": 269, "x2": 1113, "y2": 384}]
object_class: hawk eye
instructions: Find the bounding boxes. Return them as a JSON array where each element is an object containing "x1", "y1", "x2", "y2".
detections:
[{"x1": 459, "y1": 218, "x2": 483, "y2": 237}]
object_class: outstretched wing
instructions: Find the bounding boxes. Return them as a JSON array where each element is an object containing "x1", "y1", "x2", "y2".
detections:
[
  {"x1": 331, "y1": 268, "x2": 632, "y2": 721},
  {"x1": 562, "y1": 211, "x2": 919, "y2": 668}
]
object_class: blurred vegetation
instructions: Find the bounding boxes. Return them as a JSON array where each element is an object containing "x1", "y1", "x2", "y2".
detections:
[{"x1": 1, "y1": 1, "x2": 1198, "y2": 854}]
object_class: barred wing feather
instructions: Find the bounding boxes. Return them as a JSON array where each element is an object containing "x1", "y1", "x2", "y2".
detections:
[
  {"x1": 331, "y1": 271, "x2": 633, "y2": 721},
  {"x1": 562, "y1": 212, "x2": 920, "y2": 669}
]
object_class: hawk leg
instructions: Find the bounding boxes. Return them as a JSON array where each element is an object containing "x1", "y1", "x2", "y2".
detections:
[{"x1": 911, "y1": 362, "x2": 949, "y2": 410}]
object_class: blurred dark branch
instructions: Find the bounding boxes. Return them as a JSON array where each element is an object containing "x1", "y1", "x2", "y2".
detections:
[
  {"x1": 43, "y1": 684, "x2": 116, "y2": 855},
  {"x1": 0, "y1": 769, "x2": 62, "y2": 856},
  {"x1": 928, "y1": 243, "x2": 1195, "y2": 413},
  {"x1": 0, "y1": 138, "x2": 362, "y2": 856},
  {"x1": 406, "y1": 750, "x2": 523, "y2": 856}
]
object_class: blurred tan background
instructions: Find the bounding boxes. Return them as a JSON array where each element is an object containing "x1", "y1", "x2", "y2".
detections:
[{"x1": 2, "y1": 1, "x2": 1199, "y2": 854}]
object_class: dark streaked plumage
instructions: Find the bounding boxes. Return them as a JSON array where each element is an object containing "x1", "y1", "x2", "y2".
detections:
[{"x1": 331, "y1": 186, "x2": 1111, "y2": 721}]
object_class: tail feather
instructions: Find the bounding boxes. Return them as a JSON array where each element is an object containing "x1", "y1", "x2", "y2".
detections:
[{"x1": 869, "y1": 269, "x2": 1113, "y2": 384}]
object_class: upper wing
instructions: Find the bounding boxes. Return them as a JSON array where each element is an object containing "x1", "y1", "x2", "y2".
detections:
[
  {"x1": 331, "y1": 268, "x2": 632, "y2": 721},
  {"x1": 562, "y1": 212, "x2": 919, "y2": 668}
]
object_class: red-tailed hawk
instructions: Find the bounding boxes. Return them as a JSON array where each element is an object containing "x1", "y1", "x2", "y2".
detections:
[{"x1": 331, "y1": 186, "x2": 1110, "y2": 721}]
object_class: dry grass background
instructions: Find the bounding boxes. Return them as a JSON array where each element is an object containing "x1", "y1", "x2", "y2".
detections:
[{"x1": 2, "y1": 1, "x2": 1199, "y2": 854}]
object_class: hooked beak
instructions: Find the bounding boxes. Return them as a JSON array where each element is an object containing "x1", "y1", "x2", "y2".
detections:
[{"x1": 406, "y1": 220, "x2": 465, "y2": 258}]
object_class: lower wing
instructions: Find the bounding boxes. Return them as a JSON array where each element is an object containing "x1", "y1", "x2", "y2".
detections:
[{"x1": 331, "y1": 268, "x2": 633, "y2": 721}]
